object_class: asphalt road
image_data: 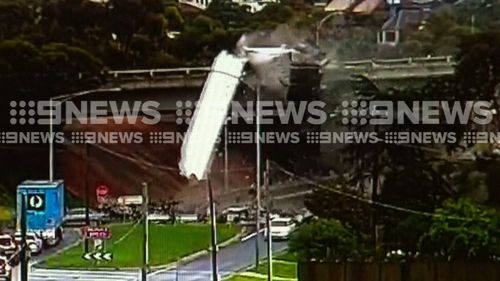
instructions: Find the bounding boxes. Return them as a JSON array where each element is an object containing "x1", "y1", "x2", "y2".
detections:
[
  {"x1": 11, "y1": 232, "x2": 286, "y2": 281},
  {"x1": 149, "y1": 233, "x2": 288, "y2": 281},
  {"x1": 33, "y1": 228, "x2": 80, "y2": 263}
]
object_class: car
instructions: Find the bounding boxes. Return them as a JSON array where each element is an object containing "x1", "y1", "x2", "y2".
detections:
[
  {"x1": 265, "y1": 217, "x2": 296, "y2": 241},
  {"x1": 0, "y1": 255, "x2": 11, "y2": 281},
  {"x1": 0, "y1": 235, "x2": 17, "y2": 258},
  {"x1": 64, "y1": 208, "x2": 109, "y2": 226},
  {"x1": 14, "y1": 233, "x2": 43, "y2": 255}
]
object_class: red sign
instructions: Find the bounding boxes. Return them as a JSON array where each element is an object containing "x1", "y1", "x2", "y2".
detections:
[
  {"x1": 82, "y1": 226, "x2": 111, "y2": 240},
  {"x1": 96, "y1": 185, "x2": 109, "y2": 197},
  {"x1": 96, "y1": 185, "x2": 109, "y2": 205}
]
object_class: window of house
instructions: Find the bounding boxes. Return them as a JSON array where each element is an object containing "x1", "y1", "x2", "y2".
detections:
[{"x1": 385, "y1": 31, "x2": 397, "y2": 43}]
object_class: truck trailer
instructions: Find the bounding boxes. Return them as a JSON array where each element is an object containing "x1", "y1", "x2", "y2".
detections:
[{"x1": 16, "y1": 180, "x2": 65, "y2": 247}]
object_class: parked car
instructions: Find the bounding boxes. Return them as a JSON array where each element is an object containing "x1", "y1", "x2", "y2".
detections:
[
  {"x1": 0, "y1": 235, "x2": 16, "y2": 258},
  {"x1": 64, "y1": 208, "x2": 109, "y2": 226},
  {"x1": 0, "y1": 255, "x2": 11, "y2": 281},
  {"x1": 265, "y1": 217, "x2": 296, "y2": 240},
  {"x1": 14, "y1": 232, "x2": 43, "y2": 255}
]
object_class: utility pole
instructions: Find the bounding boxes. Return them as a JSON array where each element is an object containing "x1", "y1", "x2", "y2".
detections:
[
  {"x1": 142, "y1": 182, "x2": 149, "y2": 281},
  {"x1": 49, "y1": 98, "x2": 54, "y2": 182},
  {"x1": 224, "y1": 119, "x2": 229, "y2": 192},
  {"x1": 255, "y1": 84, "x2": 261, "y2": 270},
  {"x1": 371, "y1": 126, "x2": 380, "y2": 249},
  {"x1": 20, "y1": 194, "x2": 28, "y2": 281},
  {"x1": 84, "y1": 142, "x2": 90, "y2": 253},
  {"x1": 207, "y1": 177, "x2": 219, "y2": 281},
  {"x1": 265, "y1": 159, "x2": 273, "y2": 281}
]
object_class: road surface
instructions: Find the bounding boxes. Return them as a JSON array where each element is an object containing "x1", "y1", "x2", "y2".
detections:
[
  {"x1": 17, "y1": 234, "x2": 286, "y2": 281},
  {"x1": 33, "y1": 229, "x2": 80, "y2": 263},
  {"x1": 16, "y1": 267, "x2": 140, "y2": 281},
  {"x1": 149, "y1": 233, "x2": 287, "y2": 281}
]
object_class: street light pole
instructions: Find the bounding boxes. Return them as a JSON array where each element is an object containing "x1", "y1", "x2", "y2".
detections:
[
  {"x1": 265, "y1": 159, "x2": 273, "y2": 281},
  {"x1": 316, "y1": 13, "x2": 338, "y2": 46},
  {"x1": 224, "y1": 118, "x2": 229, "y2": 192},
  {"x1": 20, "y1": 194, "x2": 28, "y2": 281},
  {"x1": 84, "y1": 143, "x2": 90, "y2": 253},
  {"x1": 49, "y1": 98, "x2": 54, "y2": 182},
  {"x1": 207, "y1": 177, "x2": 219, "y2": 281},
  {"x1": 47, "y1": 88, "x2": 122, "y2": 183},
  {"x1": 142, "y1": 182, "x2": 149, "y2": 281},
  {"x1": 255, "y1": 84, "x2": 261, "y2": 270}
]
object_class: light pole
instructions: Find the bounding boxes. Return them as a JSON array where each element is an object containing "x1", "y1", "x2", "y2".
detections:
[
  {"x1": 20, "y1": 194, "x2": 28, "y2": 281},
  {"x1": 47, "y1": 88, "x2": 122, "y2": 256},
  {"x1": 264, "y1": 159, "x2": 272, "y2": 281},
  {"x1": 48, "y1": 88, "x2": 122, "y2": 181},
  {"x1": 211, "y1": 70, "x2": 262, "y2": 269},
  {"x1": 207, "y1": 176, "x2": 219, "y2": 281},
  {"x1": 224, "y1": 117, "x2": 231, "y2": 192},
  {"x1": 196, "y1": 69, "x2": 262, "y2": 269},
  {"x1": 255, "y1": 83, "x2": 262, "y2": 270},
  {"x1": 315, "y1": 12, "x2": 338, "y2": 46},
  {"x1": 142, "y1": 182, "x2": 149, "y2": 281}
]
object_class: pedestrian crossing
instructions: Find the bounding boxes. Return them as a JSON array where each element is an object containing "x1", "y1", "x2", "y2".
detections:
[{"x1": 26, "y1": 268, "x2": 140, "y2": 281}]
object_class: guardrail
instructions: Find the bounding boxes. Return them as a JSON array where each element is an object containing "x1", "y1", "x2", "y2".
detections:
[
  {"x1": 106, "y1": 67, "x2": 211, "y2": 80},
  {"x1": 340, "y1": 56, "x2": 455, "y2": 69},
  {"x1": 105, "y1": 56, "x2": 456, "y2": 81}
]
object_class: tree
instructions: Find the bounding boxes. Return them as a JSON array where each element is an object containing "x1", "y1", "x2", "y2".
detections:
[
  {"x1": 41, "y1": 42, "x2": 102, "y2": 73},
  {"x1": 289, "y1": 219, "x2": 365, "y2": 261},
  {"x1": 0, "y1": 0, "x2": 34, "y2": 40},
  {"x1": 418, "y1": 198, "x2": 500, "y2": 259},
  {"x1": 164, "y1": 6, "x2": 184, "y2": 31},
  {"x1": 206, "y1": 0, "x2": 250, "y2": 28},
  {"x1": 455, "y1": 31, "x2": 500, "y2": 113},
  {"x1": 304, "y1": 177, "x2": 372, "y2": 234}
]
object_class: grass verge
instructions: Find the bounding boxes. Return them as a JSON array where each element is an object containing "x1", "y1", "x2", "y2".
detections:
[
  {"x1": 43, "y1": 222, "x2": 239, "y2": 268},
  {"x1": 226, "y1": 252, "x2": 297, "y2": 281}
]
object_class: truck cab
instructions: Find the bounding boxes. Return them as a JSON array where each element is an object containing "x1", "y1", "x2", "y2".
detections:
[{"x1": 17, "y1": 180, "x2": 65, "y2": 248}]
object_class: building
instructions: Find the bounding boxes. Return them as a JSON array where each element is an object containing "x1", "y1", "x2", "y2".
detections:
[
  {"x1": 324, "y1": 0, "x2": 386, "y2": 14},
  {"x1": 378, "y1": 7, "x2": 425, "y2": 45},
  {"x1": 179, "y1": 0, "x2": 278, "y2": 12},
  {"x1": 378, "y1": 0, "x2": 445, "y2": 45}
]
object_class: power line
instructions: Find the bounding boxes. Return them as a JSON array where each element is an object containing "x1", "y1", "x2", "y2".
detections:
[
  {"x1": 61, "y1": 138, "x2": 180, "y2": 173},
  {"x1": 269, "y1": 161, "x2": 488, "y2": 222}
]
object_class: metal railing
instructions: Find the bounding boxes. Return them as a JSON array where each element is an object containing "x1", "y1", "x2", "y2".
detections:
[
  {"x1": 104, "y1": 55, "x2": 456, "y2": 81},
  {"x1": 340, "y1": 55, "x2": 455, "y2": 69}
]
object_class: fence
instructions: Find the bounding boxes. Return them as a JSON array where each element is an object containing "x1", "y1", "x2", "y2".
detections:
[{"x1": 298, "y1": 260, "x2": 500, "y2": 281}]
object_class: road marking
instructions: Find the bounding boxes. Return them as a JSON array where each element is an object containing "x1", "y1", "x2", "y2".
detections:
[
  {"x1": 241, "y1": 228, "x2": 265, "y2": 242},
  {"x1": 28, "y1": 268, "x2": 140, "y2": 281}
]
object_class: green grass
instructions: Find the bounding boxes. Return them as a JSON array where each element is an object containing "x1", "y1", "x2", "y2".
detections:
[
  {"x1": 0, "y1": 185, "x2": 14, "y2": 224},
  {"x1": 0, "y1": 206, "x2": 12, "y2": 221},
  {"x1": 43, "y1": 223, "x2": 239, "y2": 268},
  {"x1": 226, "y1": 252, "x2": 298, "y2": 281},
  {"x1": 226, "y1": 276, "x2": 263, "y2": 281},
  {"x1": 252, "y1": 260, "x2": 297, "y2": 279},
  {"x1": 251, "y1": 251, "x2": 297, "y2": 278}
]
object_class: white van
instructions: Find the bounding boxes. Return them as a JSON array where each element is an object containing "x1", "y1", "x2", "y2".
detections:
[{"x1": 265, "y1": 217, "x2": 296, "y2": 240}]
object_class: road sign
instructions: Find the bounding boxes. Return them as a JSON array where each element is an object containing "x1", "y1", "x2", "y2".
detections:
[
  {"x1": 117, "y1": 195, "x2": 143, "y2": 206},
  {"x1": 82, "y1": 226, "x2": 111, "y2": 240},
  {"x1": 96, "y1": 185, "x2": 109, "y2": 205},
  {"x1": 96, "y1": 185, "x2": 109, "y2": 197},
  {"x1": 94, "y1": 239, "x2": 103, "y2": 251},
  {"x1": 82, "y1": 252, "x2": 113, "y2": 262}
]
